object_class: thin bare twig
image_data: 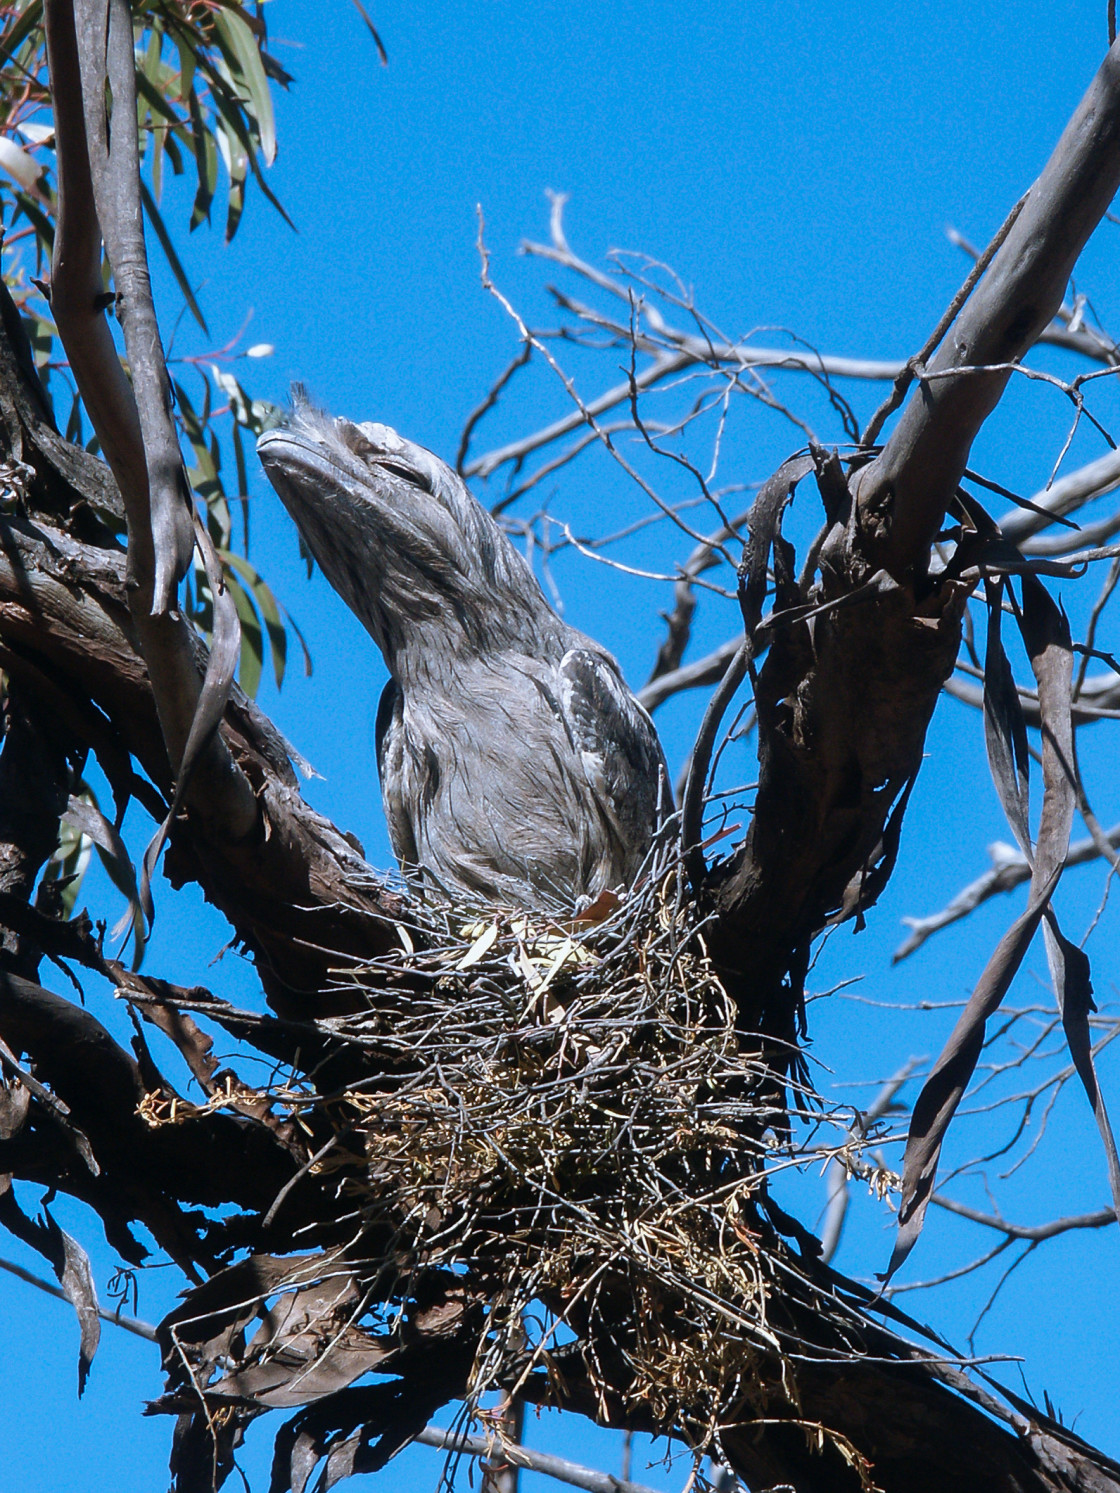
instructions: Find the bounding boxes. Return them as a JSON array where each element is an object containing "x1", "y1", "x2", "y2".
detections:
[
  {"x1": 415, "y1": 1425, "x2": 667, "y2": 1493},
  {"x1": 893, "y1": 823, "x2": 1120, "y2": 960},
  {"x1": 0, "y1": 1255, "x2": 158, "y2": 1341}
]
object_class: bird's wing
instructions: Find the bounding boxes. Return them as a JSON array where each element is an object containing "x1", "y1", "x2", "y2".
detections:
[
  {"x1": 557, "y1": 648, "x2": 670, "y2": 878},
  {"x1": 375, "y1": 677, "x2": 420, "y2": 869}
]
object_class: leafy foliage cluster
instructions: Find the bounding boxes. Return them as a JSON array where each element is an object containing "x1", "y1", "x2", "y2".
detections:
[{"x1": 0, "y1": 0, "x2": 299, "y2": 700}]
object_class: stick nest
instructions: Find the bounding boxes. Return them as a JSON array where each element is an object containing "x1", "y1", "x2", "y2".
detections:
[{"x1": 305, "y1": 856, "x2": 814, "y2": 1454}]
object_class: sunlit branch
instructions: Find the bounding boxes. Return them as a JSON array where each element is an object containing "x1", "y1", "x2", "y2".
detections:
[
  {"x1": 415, "y1": 1426, "x2": 664, "y2": 1493},
  {"x1": 893, "y1": 821, "x2": 1120, "y2": 960}
]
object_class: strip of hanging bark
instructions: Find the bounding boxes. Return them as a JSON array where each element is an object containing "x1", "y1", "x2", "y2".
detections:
[
  {"x1": 888, "y1": 859, "x2": 1059, "y2": 1277},
  {"x1": 42, "y1": 0, "x2": 257, "y2": 849},
  {"x1": 1043, "y1": 920, "x2": 1120, "y2": 1209},
  {"x1": 890, "y1": 573, "x2": 1114, "y2": 1274},
  {"x1": 0, "y1": 1187, "x2": 100, "y2": 1393},
  {"x1": 140, "y1": 511, "x2": 243, "y2": 927},
  {"x1": 1022, "y1": 574, "x2": 1120, "y2": 1225},
  {"x1": 153, "y1": 1258, "x2": 481, "y2": 1492},
  {"x1": 59, "y1": 793, "x2": 143, "y2": 954},
  {"x1": 0, "y1": 1254, "x2": 157, "y2": 1341},
  {"x1": 682, "y1": 455, "x2": 812, "y2": 890},
  {"x1": 982, "y1": 576, "x2": 1032, "y2": 853},
  {"x1": 69, "y1": 0, "x2": 194, "y2": 606},
  {"x1": 154, "y1": 1252, "x2": 390, "y2": 1412},
  {"x1": 710, "y1": 477, "x2": 967, "y2": 1034}
]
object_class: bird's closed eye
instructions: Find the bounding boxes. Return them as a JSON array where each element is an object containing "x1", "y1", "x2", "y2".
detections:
[{"x1": 374, "y1": 459, "x2": 433, "y2": 493}]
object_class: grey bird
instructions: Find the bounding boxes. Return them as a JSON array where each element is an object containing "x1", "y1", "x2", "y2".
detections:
[{"x1": 257, "y1": 397, "x2": 669, "y2": 911}]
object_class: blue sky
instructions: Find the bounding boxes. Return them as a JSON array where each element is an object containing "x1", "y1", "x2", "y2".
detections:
[{"x1": 4, "y1": 4, "x2": 1120, "y2": 1490}]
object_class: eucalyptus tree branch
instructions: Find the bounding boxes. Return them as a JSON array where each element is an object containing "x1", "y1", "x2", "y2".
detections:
[
  {"x1": 948, "y1": 224, "x2": 1120, "y2": 365},
  {"x1": 520, "y1": 238, "x2": 907, "y2": 381},
  {"x1": 534, "y1": 215, "x2": 1120, "y2": 367},
  {"x1": 0, "y1": 268, "x2": 402, "y2": 1011},
  {"x1": 638, "y1": 636, "x2": 742, "y2": 712},
  {"x1": 855, "y1": 37, "x2": 1120, "y2": 576},
  {"x1": 862, "y1": 193, "x2": 1029, "y2": 449},
  {"x1": 929, "y1": 1194, "x2": 1117, "y2": 1241},
  {"x1": 706, "y1": 44, "x2": 1120, "y2": 1052},
  {"x1": 0, "y1": 1255, "x2": 158, "y2": 1341},
  {"x1": 0, "y1": 968, "x2": 299, "y2": 1276},
  {"x1": 42, "y1": 0, "x2": 257, "y2": 840},
  {"x1": 0, "y1": 509, "x2": 405, "y2": 1010},
  {"x1": 466, "y1": 349, "x2": 699, "y2": 479},
  {"x1": 683, "y1": 641, "x2": 752, "y2": 893},
  {"x1": 998, "y1": 447, "x2": 1120, "y2": 544},
  {"x1": 415, "y1": 1426, "x2": 664, "y2": 1493},
  {"x1": 893, "y1": 822, "x2": 1120, "y2": 960}
]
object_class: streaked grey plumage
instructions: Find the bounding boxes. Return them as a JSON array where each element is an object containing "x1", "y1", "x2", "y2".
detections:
[{"x1": 257, "y1": 398, "x2": 669, "y2": 910}]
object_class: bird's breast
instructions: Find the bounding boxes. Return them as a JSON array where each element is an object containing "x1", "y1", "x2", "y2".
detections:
[{"x1": 380, "y1": 653, "x2": 657, "y2": 909}]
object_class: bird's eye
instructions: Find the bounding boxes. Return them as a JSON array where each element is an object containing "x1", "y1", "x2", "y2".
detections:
[{"x1": 375, "y1": 459, "x2": 433, "y2": 494}]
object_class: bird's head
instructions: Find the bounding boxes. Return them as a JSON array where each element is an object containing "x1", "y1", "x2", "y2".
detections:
[{"x1": 257, "y1": 392, "x2": 554, "y2": 669}]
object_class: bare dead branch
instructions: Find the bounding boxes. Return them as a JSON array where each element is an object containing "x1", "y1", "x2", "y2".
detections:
[
  {"x1": 415, "y1": 1426, "x2": 664, "y2": 1493},
  {"x1": 945, "y1": 669, "x2": 1120, "y2": 725},
  {"x1": 998, "y1": 447, "x2": 1120, "y2": 544},
  {"x1": 639, "y1": 637, "x2": 742, "y2": 712},
  {"x1": 0, "y1": 1254, "x2": 158, "y2": 1340},
  {"x1": 930, "y1": 1194, "x2": 1117, "y2": 1241},
  {"x1": 894, "y1": 823, "x2": 1120, "y2": 960}
]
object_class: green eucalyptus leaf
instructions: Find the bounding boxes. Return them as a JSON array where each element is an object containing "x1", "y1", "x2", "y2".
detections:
[
  {"x1": 172, "y1": 23, "x2": 197, "y2": 102},
  {"x1": 226, "y1": 550, "x2": 288, "y2": 689},
  {"x1": 139, "y1": 179, "x2": 208, "y2": 332},
  {"x1": 187, "y1": 85, "x2": 216, "y2": 228},
  {"x1": 11, "y1": 189, "x2": 54, "y2": 249},
  {"x1": 231, "y1": 413, "x2": 249, "y2": 530},
  {"x1": 212, "y1": 3, "x2": 276, "y2": 166},
  {"x1": 0, "y1": 1, "x2": 44, "y2": 62},
  {"x1": 225, "y1": 565, "x2": 263, "y2": 697}
]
